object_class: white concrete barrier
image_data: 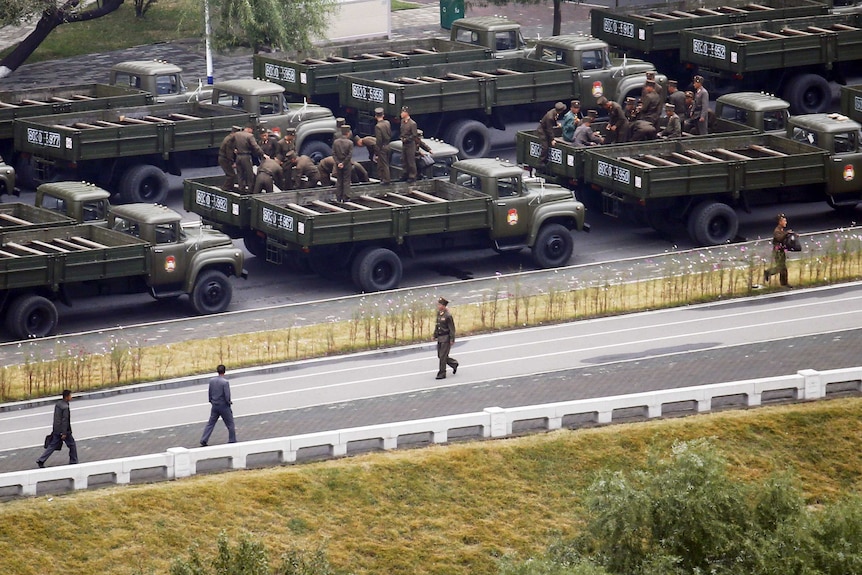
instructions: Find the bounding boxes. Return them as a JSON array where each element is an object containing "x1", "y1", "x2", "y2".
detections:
[{"x1": 3, "y1": 367, "x2": 859, "y2": 497}]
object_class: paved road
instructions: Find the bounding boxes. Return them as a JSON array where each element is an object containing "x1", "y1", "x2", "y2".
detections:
[{"x1": 2, "y1": 282, "x2": 861, "y2": 474}]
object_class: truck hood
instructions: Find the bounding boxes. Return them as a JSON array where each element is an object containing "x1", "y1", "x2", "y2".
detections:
[
  {"x1": 523, "y1": 178, "x2": 577, "y2": 202},
  {"x1": 182, "y1": 224, "x2": 236, "y2": 250},
  {"x1": 608, "y1": 57, "x2": 656, "y2": 76},
  {"x1": 285, "y1": 102, "x2": 335, "y2": 124}
]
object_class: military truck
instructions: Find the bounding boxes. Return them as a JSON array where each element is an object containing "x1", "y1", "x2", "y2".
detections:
[
  {"x1": 579, "y1": 113, "x2": 862, "y2": 245},
  {"x1": 252, "y1": 38, "x2": 492, "y2": 110},
  {"x1": 0, "y1": 156, "x2": 14, "y2": 198},
  {"x1": 0, "y1": 189, "x2": 246, "y2": 339},
  {"x1": 0, "y1": 202, "x2": 74, "y2": 232},
  {"x1": 109, "y1": 60, "x2": 213, "y2": 105},
  {"x1": 590, "y1": 0, "x2": 829, "y2": 77},
  {"x1": 713, "y1": 92, "x2": 791, "y2": 134},
  {"x1": 680, "y1": 13, "x2": 862, "y2": 114},
  {"x1": 839, "y1": 83, "x2": 862, "y2": 123},
  {"x1": 449, "y1": 16, "x2": 535, "y2": 58},
  {"x1": 184, "y1": 158, "x2": 589, "y2": 292}
]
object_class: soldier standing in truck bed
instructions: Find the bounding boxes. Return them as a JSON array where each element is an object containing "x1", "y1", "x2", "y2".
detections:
[
  {"x1": 234, "y1": 124, "x2": 268, "y2": 194},
  {"x1": 218, "y1": 127, "x2": 239, "y2": 191},
  {"x1": 692, "y1": 75, "x2": 710, "y2": 135},
  {"x1": 275, "y1": 127, "x2": 296, "y2": 162},
  {"x1": 537, "y1": 101, "x2": 565, "y2": 164},
  {"x1": 258, "y1": 129, "x2": 277, "y2": 160},
  {"x1": 374, "y1": 107, "x2": 392, "y2": 185},
  {"x1": 400, "y1": 106, "x2": 419, "y2": 182},
  {"x1": 667, "y1": 80, "x2": 686, "y2": 117},
  {"x1": 284, "y1": 151, "x2": 319, "y2": 189},
  {"x1": 597, "y1": 97, "x2": 627, "y2": 144},
  {"x1": 332, "y1": 124, "x2": 354, "y2": 202},
  {"x1": 252, "y1": 156, "x2": 284, "y2": 194}
]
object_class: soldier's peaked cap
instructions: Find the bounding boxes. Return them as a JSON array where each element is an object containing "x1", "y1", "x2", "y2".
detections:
[
  {"x1": 554, "y1": 101, "x2": 567, "y2": 112},
  {"x1": 374, "y1": 107, "x2": 385, "y2": 115},
  {"x1": 284, "y1": 127, "x2": 296, "y2": 135},
  {"x1": 401, "y1": 105, "x2": 410, "y2": 112},
  {"x1": 438, "y1": 297, "x2": 448, "y2": 306},
  {"x1": 340, "y1": 124, "x2": 352, "y2": 134}
]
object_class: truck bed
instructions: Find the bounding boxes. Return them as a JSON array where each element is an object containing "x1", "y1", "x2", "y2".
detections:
[
  {"x1": 253, "y1": 38, "x2": 491, "y2": 97},
  {"x1": 12, "y1": 102, "x2": 256, "y2": 162},
  {"x1": 681, "y1": 13, "x2": 862, "y2": 73},
  {"x1": 581, "y1": 134, "x2": 830, "y2": 200},
  {"x1": 0, "y1": 203, "x2": 75, "y2": 232},
  {"x1": 0, "y1": 84, "x2": 153, "y2": 140},
  {"x1": 516, "y1": 117, "x2": 756, "y2": 181},
  {"x1": 250, "y1": 179, "x2": 492, "y2": 248},
  {"x1": 0, "y1": 224, "x2": 149, "y2": 291},
  {"x1": 839, "y1": 84, "x2": 862, "y2": 124},
  {"x1": 338, "y1": 58, "x2": 577, "y2": 116},
  {"x1": 591, "y1": 0, "x2": 828, "y2": 53}
]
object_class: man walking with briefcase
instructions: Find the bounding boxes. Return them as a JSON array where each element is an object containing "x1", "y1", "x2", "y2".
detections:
[{"x1": 37, "y1": 389, "x2": 78, "y2": 468}]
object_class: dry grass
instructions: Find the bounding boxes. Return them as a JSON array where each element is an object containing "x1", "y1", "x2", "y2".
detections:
[{"x1": 2, "y1": 397, "x2": 861, "y2": 575}]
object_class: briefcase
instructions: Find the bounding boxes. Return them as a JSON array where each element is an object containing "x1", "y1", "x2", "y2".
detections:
[{"x1": 43, "y1": 433, "x2": 61, "y2": 451}]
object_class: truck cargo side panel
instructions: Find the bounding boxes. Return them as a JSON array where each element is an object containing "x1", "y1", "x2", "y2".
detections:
[{"x1": 183, "y1": 177, "x2": 254, "y2": 231}]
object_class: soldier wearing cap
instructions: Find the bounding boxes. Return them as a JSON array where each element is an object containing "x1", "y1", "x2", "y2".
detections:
[
  {"x1": 598, "y1": 96, "x2": 627, "y2": 144},
  {"x1": 332, "y1": 124, "x2": 354, "y2": 201},
  {"x1": 692, "y1": 75, "x2": 710, "y2": 135},
  {"x1": 258, "y1": 129, "x2": 277, "y2": 159},
  {"x1": 573, "y1": 115, "x2": 604, "y2": 147},
  {"x1": 400, "y1": 106, "x2": 420, "y2": 182},
  {"x1": 252, "y1": 156, "x2": 284, "y2": 194},
  {"x1": 561, "y1": 99, "x2": 581, "y2": 143},
  {"x1": 667, "y1": 80, "x2": 686, "y2": 116},
  {"x1": 234, "y1": 124, "x2": 268, "y2": 194},
  {"x1": 433, "y1": 297, "x2": 459, "y2": 379},
  {"x1": 642, "y1": 71, "x2": 663, "y2": 101},
  {"x1": 657, "y1": 103, "x2": 681, "y2": 139},
  {"x1": 537, "y1": 102, "x2": 566, "y2": 165},
  {"x1": 275, "y1": 127, "x2": 296, "y2": 162},
  {"x1": 638, "y1": 80, "x2": 661, "y2": 126},
  {"x1": 374, "y1": 107, "x2": 392, "y2": 184},
  {"x1": 764, "y1": 214, "x2": 793, "y2": 287},
  {"x1": 284, "y1": 151, "x2": 319, "y2": 189},
  {"x1": 354, "y1": 134, "x2": 377, "y2": 162},
  {"x1": 217, "y1": 126, "x2": 240, "y2": 191}
]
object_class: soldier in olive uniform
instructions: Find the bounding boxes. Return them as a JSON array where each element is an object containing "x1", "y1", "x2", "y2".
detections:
[
  {"x1": 597, "y1": 97, "x2": 627, "y2": 144},
  {"x1": 667, "y1": 80, "x2": 687, "y2": 117},
  {"x1": 275, "y1": 127, "x2": 296, "y2": 162},
  {"x1": 764, "y1": 214, "x2": 793, "y2": 287},
  {"x1": 400, "y1": 106, "x2": 419, "y2": 182},
  {"x1": 234, "y1": 124, "x2": 268, "y2": 194},
  {"x1": 657, "y1": 103, "x2": 682, "y2": 139},
  {"x1": 252, "y1": 156, "x2": 284, "y2": 194},
  {"x1": 374, "y1": 107, "x2": 392, "y2": 184},
  {"x1": 283, "y1": 151, "x2": 319, "y2": 189},
  {"x1": 332, "y1": 124, "x2": 354, "y2": 202},
  {"x1": 537, "y1": 102, "x2": 566, "y2": 164},
  {"x1": 258, "y1": 130, "x2": 277, "y2": 159},
  {"x1": 692, "y1": 75, "x2": 710, "y2": 135},
  {"x1": 434, "y1": 297, "x2": 459, "y2": 379},
  {"x1": 218, "y1": 127, "x2": 239, "y2": 191}
]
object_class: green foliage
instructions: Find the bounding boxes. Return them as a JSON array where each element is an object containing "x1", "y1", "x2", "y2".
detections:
[
  {"x1": 0, "y1": 0, "x2": 49, "y2": 26},
  {"x1": 277, "y1": 547, "x2": 340, "y2": 575},
  {"x1": 170, "y1": 536, "x2": 343, "y2": 575},
  {"x1": 211, "y1": 0, "x2": 338, "y2": 52}
]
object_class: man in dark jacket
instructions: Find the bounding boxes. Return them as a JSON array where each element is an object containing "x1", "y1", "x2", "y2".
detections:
[
  {"x1": 37, "y1": 389, "x2": 78, "y2": 467},
  {"x1": 200, "y1": 364, "x2": 237, "y2": 446}
]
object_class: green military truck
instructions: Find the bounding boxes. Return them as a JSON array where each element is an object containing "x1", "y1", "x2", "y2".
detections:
[
  {"x1": 184, "y1": 158, "x2": 589, "y2": 292},
  {"x1": 0, "y1": 202, "x2": 75, "y2": 232},
  {"x1": 516, "y1": 91, "x2": 787, "y2": 195},
  {"x1": 590, "y1": 0, "x2": 829, "y2": 81},
  {"x1": 252, "y1": 38, "x2": 492, "y2": 110},
  {"x1": 0, "y1": 185, "x2": 246, "y2": 339},
  {"x1": 839, "y1": 83, "x2": 862, "y2": 123},
  {"x1": 109, "y1": 60, "x2": 213, "y2": 105},
  {"x1": 580, "y1": 113, "x2": 862, "y2": 245},
  {"x1": 0, "y1": 156, "x2": 14, "y2": 198},
  {"x1": 449, "y1": 16, "x2": 535, "y2": 58},
  {"x1": 680, "y1": 12, "x2": 862, "y2": 114}
]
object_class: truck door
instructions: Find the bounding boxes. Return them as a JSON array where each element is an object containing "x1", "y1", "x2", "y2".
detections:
[
  {"x1": 147, "y1": 222, "x2": 187, "y2": 289},
  {"x1": 577, "y1": 49, "x2": 611, "y2": 104},
  {"x1": 492, "y1": 176, "x2": 532, "y2": 239},
  {"x1": 825, "y1": 130, "x2": 862, "y2": 198}
]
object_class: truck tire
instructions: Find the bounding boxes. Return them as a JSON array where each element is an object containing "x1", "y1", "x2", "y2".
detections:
[
  {"x1": 300, "y1": 140, "x2": 332, "y2": 164},
  {"x1": 687, "y1": 201, "x2": 738, "y2": 246},
  {"x1": 445, "y1": 119, "x2": 491, "y2": 159},
  {"x1": 119, "y1": 164, "x2": 170, "y2": 204},
  {"x1": 5, "y1": 294, "x2": 58, "y2": 339},
  {"x1": 531, "y1": 223, "x2": 574, "y2": 268},
  {"x1": 190, "y1": 269, "x2": 233, "y2": 314},
  {"x1": 351, "y1": 246, "x2": 403, "y2": 292},
  {"x1": 243, "y1": 232, "x2": 267, "y2": 258},
  {"x1": 784, "y1": 74, "x2": 831, "y2": 115}
]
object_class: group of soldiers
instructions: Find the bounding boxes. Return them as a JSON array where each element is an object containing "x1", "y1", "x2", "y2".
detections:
[
  {"x1": 537, "y1": 73, "x2": 712, "y2": 163},
  {"x1": 217, "y1": 105, "x2": 431, "y2": 202}
]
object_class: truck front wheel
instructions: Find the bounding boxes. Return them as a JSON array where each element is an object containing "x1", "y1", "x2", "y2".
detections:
[
  {"x1": 190, "y1": 269, "x2": 233, "y2": 314},
  {"x1": 300, "y1": 140, "x2": 333, "y2": 164},
  {"x1": 6, "y1": 294, "x2": 58, "y2": 339},
  {"x1": 532, "y1": 223, "x2": 574, "y2": 268},
  {"x1": 445, "y1": 119, "x2": 491, "y2": 159},
  {"x1": 351, "y1": 247, "x2": 403, "y2": 292},
  {"x1": 687, "y1": 201, "x2": 738, "y2": 246},
  {"x1": 784, "y1": 74, "x2": 831, "y2": 115},
  {"x1": 119, "y1": 164, "x2": 170, "y2": 204}
]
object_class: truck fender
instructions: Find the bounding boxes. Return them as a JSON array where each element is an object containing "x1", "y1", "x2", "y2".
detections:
[
  {"x1": 613, "y1": 73, "x2": 665, "y2": 104},
  {"x1": 182, "y1": 246, "x2": 246, "y2": 294},
  {"x1": 525, "y1": 202, "x2": 588, "y2": 247},
  {"x1": 295, "y1": 117, "x2": 336, "y2": 153}
]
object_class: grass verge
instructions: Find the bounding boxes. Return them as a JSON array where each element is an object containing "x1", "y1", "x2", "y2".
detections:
[{"x1": 2, "y1": 397, "x2": 861, "y2": 575}]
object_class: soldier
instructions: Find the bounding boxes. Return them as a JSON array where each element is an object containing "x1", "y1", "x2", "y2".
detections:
[
  {"x1": 332, "y1": 124, "x2": 353, "y2": 202},
  {"x1": 657, "y1": 103, "x2": 682, "y2": 139},
  {"x1": 597, "y1": 96, "x2": 627, "y2": 144},
  {"x1": 434, "y1": 297, "x2": 459, "y2": 379},
  {"x1": 275, "y1": 127, "x2": 296, "y2": 162},
  {"x1": 764, "y1": 214, "x2": 793, "y2": 287},
  {"x1": 561, "y1": 99, "x2": 581, "y2": 143},
  {"x1": 399, "y1": 106, "x2": 419, "y2": 182},
  {"x1": 284, "y1": 151, "x2": 319, "y2": 189},
  {"x1": 218, "y1": 126, "x2": 239, "y2": 191},
  {"x1": 354, "y1": 134, "x2": 377, "y2": 162},
  {"x1": 573, "y1": 116, "x2": 604, "y2": 147},
  {"x1": 638, "y1": 80, "x2": 661, "y2": 127},
  {"x1": 643, "y1": 70, "x2": 663, "y2": 102},
  {"x1": 252, "y1": 156, "x2": 284, "y2": 194},
  {"x1": 667, "y1": 80, "x2": 687, "y2": 117},
  {"x1": 692, "y1": 75, "x2": 710, "y2": 135},
  {"x1": 414, "y1": 129, "x2": 434, "y2": 178},
  {"x1": 317, "y1": 155, "x2": 335, "y2": 186},
  {"x1": 682, "y1": 91, "x2": 696, "y2": 132},
  {"x1": 258, "y1": 129, "x2": 277, "y2": 159},
  {"x1": 374, "y1": 107, "x2": 392, "y2": 185},
  {"x1": 537, "y1": 101, "x2": 566, "y2": 164},
  {"x1": 234, "y1": 124, "x2": 268, "y2": 194}
]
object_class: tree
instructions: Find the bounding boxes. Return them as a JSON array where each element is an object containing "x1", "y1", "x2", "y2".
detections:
[
  {"x1": 211, "y1": 0, "x2": 338, "y2": 53},
  {"x1": 469, "y1": 0, "x2": 563, "y2": 36},
  {"x1": 0, "y1": 0, "x2": 126, "y2": 80}
]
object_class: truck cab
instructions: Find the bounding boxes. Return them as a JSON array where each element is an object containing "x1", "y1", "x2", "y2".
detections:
[
  {"x1": 450, "y1": 16, "x2": 533, "y2": 58},
  {"x1": 0, "y1": 156, "x2": 15, "y2": 198},
  {"x1": 211, "y1": 79, "x2": 337, "y2": 161},
  {"x1": 715, "y1": 92, "x2": 790, "y2": 135},
  {"x1": 36, "y1": 181, "x2": 111, "y2": 224},
  {"x1": 389, "y1": 137, "x2": 460, "y2": 180},
  {"x1": 788, "y1": 113, "x2": 862, "y2": 203},
  {"x1": 531, "y1": 35, "x2": 664, "y2": 104},
  {"x1": 110, "y1": 60, "x2": 211, "y2": 104}
]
